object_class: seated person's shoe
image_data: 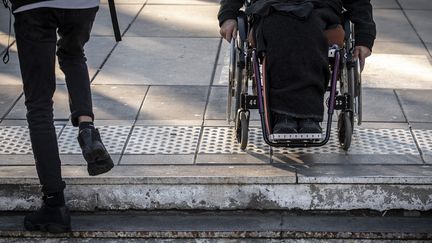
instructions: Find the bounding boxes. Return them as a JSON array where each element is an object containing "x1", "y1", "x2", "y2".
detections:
[
  {"x1": 298, "y1": 119, "x2": 322, "y2": 133},
  {"x1": 77, "y1": 128, "x2": 114, "y2": 176},
  {"x1": 272, "y1": 113, "x2": 298, "y2": 134},
  {"x1": 24, "y1": 199, "x2": 71, "y2": 233}
]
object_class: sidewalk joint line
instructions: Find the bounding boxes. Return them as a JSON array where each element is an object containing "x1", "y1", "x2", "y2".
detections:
[
  {"x1": 394, "y1": 89, "x2": 426, "y2": 164},
  {"x1": 395, "y1": 0, "x2": 432, "y2": 59},
  {"x1": 117, "y1": 86, "x2": 150, "y2": 165},
  {"x1": 193, "y1": 38, "x2": 223, "y2": 164}
]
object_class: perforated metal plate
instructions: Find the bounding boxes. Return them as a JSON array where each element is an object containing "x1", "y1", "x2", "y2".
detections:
[
  {"x1": 413, "y1": 129, "x2": 432, "y2": 155},
  {"x1": 125, "y1": 126, "x2": 201, "y2": 155},
  {"x1": 58, "y1": 126, "x2": 131, "y2": 154},
  {"x1": 199, "y1": 127, "x2": 269, "y2": 154},
  {"x1": 0, "y1": 126, "x2": 63, "y2": 155}
]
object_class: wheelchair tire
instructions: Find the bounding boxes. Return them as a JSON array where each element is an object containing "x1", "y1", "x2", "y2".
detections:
[
  {"x1": 237, "y1": 111, "x2": 249, "y2": 150},
  {"x1": 227, "y1": 39, "x2": 236, "y2": 121},
  {"x1": 338, "y1": 112, "x2": 353, "y2": 151}
]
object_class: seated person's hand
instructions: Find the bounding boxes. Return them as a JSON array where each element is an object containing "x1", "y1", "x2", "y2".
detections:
[
  {"x1": 220, "y1": 19, "x2": 237, "y2": 42},
  {"x1": 354, "y1": 46, "x2": 372, "y2": 72}
]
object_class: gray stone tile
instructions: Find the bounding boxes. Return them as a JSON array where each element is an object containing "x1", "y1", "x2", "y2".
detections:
[
  {"x1": 0, "y1": 85, "x2": 21, "y2": 119},
  {"x1": 0, "y1": 155, "x2": 35, "y2": 165},
  {"x1": 297, "y1": 165, "x2": 432, "y2": 184},
  {"x1": 126, "y1": 5, "x2": 220, "y2": 37},
  {"x1": 362, "y1": 53, "x2": 432, "y2": 89},
  {"x1": 396, "y1": 89, "x2": 432, "y2": 122},
  {"x1": 0, "y1": 7, "x2": 14, "y2": 36},
  {"x1": 0, "y1": 44, "x2": 22, "y2": 85},
  {"x1": 196, "y1": 154, "x2": 271, "y2": 165},
  {"x1": 93, "y1": 37, "x2": 219, "y2": 85},
  {"x1": 92, "y1": 4, "x2": 143, "y2": 36},
  {"x1": 138, "y1": 86, "x2": 208, "y2": 120},
  {"x1": 6, "y1": 85, "x2": 70, "y2": 120},
  {"x1": 272, "y1": 154, "x2": 423, "y2": 165},
  {"x1": 60, "y1": 154, "x2": 121, "y2": 165},
  {"x1": 362, "y1": 88, "x2": 405, "y2": 122},
  {"x1": 91, "y1": 85, "x2": 148, "y2": 120},
  {"x1": 120, "y1": 155, "x2": 194, "y2": 164},
  {"x1": 372, "y1": 0, "x2": 399, "y2": 9},
  {"x1": 399, "y1": 0, "x2": 432, "y2": 10},
  {"x1": 405, "y1": 10, "x2": 432, "y2": 43},
  {"x1": 373, "y1": 41, "x2": 428, "y2": 55},
  {"x1": 373, "y1": 9, "x2": 421, "y2": 43},
  {"x1": 135, "y1": 120, "x2": 202, "y2": 126},
  {"x1": 427, "y1": 43, "x2": 432, "y2": 55}
]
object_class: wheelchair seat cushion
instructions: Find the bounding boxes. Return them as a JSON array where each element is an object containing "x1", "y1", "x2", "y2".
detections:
[{"x1": 324, "y1": 24, "x2": 345, "y2": 47}]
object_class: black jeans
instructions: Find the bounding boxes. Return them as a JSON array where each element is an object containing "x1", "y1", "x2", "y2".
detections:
[{"x1": 14, "y1": 7, "x2": 98, "y2": 194}]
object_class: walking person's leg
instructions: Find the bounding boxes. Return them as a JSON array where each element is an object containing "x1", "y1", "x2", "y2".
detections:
[
  {"x1": 14, "y1": 8, "x2": 71, "y2": 233},
  {"x1": 56, "y1": 7, "x2": 114, "y2": 176}
]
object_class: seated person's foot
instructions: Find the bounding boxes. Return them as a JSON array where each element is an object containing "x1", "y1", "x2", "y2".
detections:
[
  {"x1": 298, "y1": 119, "x2": 322, "y2": 133},
  {"x1": 77, "y1": 123, "x2": 114, "y2": 176},
  {"x1": 272, "y1": 113, "x2": 298, "y2": 134}
]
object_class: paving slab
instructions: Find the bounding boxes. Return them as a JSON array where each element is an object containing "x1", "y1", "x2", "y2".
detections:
[
  {"x1": 0, "y1": 7, "x2": 14, "y2": 36},
  {"x1": 399, "y1": 0, "x2": 432, "y2": 10},
  {"x1": 126, "y1": 5, "x2": 220, "y2": 37},
  {"x1": 0, "y1": 85, "x2": 21, "y2": 119},
  {"x1": 147, "y1": 0, "x2": 219, "y2": 4},
  {"x1": 297, "y1": 165, "x2": 432, "y2": 184},
  {"x1": 60, "y1": 155, "x2": 121, "y2": 165},
  {"x1": 6, "y1": 85, "x2": 70, "y2": 120},
  {"x1": 373, "y1": 9, "x2": 421, "y2": 43},
  {"x1": 91, "y1": 85, "x2": 148, "y2": 120},
  {"x1": 372, "y1": 41, "x2": 429, "y2": 55},
  {"x1": 120, "y1": 155, "x2": 194, "y2": 164},
  {"x1": 92, "y1": 4, "x2": 144, "y2": 36},
  {"x1": 272, "y1": 154, "x2": 423, "y2": 165},
  {"x1": 405, "y1": 10, "x2": 432, "y2": 43},
  {"x1": 362, "y1": 54, "x2": 432, "y2": 89},
  {"x1": 0, "y1": 44, "x2": 22, "y2": 85},
  {"x1": 0, "y1": 155, "x2": 34, "y2": 165},
  {"x1": 396, "y1": 89, "x2": 432, "y2": 122},
  {"x1": 93, "y1": 37, "x2": 219, "y2": 85},
  {"x1": 362, "y1": 88, "x2": 405, "y2": 122},
  {"x1": 427, "y1": 42, "x2": 432, "y2": 56},
  {"x1": 196, "y1": 154, "x2": 272, "y2": 165},
  {"x1": 372, "y1": 0, "x2": 399, "y2": 9},
  {"x1": 138, "y1": 85, "x2": 208, "y2": 120}
]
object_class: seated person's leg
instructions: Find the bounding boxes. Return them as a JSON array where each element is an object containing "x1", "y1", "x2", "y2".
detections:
[{"x1": 259, "y1": 9, "x2": 337, "y2": 134}]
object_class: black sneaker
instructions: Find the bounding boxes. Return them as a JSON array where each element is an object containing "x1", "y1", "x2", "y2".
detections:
[
  {"x1": 77, "y1": 128, "x2": 114, "y2": 176},
  {"x1": 24, "y1": 203, "x2": 71, "y2": 233},
  {"x1": 298, "y1": 119, "x2": 322, "y2": 133},
  {"x1": 272, "y1": 113, "x2": 298, "y2": 134}
]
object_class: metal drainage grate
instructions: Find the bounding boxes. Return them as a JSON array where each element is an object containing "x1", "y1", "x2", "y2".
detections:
[
  {"x1": 413, "y1": 129, "x2": 432, "y2": 155},
  {"x1": 199, "y1": 127, "x2": 269, "y2": 154},
  {"x1": 0, "y1": 126, "x2": 63, "y2": 155},
  {"x1": 125, "y1": 126, "x2": 201, "y2": 155},
  {"x1": 58, "y1": 126, "x2": 132, "y2": 154}
]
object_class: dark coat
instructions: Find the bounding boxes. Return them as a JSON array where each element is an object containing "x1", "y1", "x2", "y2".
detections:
[
  {"x1": 9, "y1": 0, "x2": 54, "y2": 11},
  {"x1": 218, "y1": 0, "x2": 376, "y2": 50}
]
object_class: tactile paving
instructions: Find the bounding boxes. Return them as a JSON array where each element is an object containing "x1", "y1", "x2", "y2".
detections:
[
  {"x1": 198, "y1": 126, "x2": 269, "y2": 154},
  {"x1": 0, "y1": 126, "x2": 63, "y2": 155},
  {"x1": 125, "y1": 126, "x2": 201, "y2": 155},
  {"x1": 413, "y1": 129, "x2": 432, "y2": 155},
  {"x1": 58, "y1": 126, "x2": 131, "y2": 154}
]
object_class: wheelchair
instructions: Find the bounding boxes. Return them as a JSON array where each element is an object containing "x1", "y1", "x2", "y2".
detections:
[{"x1": 226, "y1": 9, "x2": 362, "y2": 151}]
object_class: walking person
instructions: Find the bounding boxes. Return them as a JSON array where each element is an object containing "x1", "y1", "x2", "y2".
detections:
[{"x1": 6, "y1": 0, "x2": 114, "y2": 233}]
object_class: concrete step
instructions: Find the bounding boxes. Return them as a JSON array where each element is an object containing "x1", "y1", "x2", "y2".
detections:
[
  {"x1": 1, "y1": 211, "x2": 431, "y2": 242},
  {"x1": 1, "y1": 164, "x2": 432, "y2": 212}
]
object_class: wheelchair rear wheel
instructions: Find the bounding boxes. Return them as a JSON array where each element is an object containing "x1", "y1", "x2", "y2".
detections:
[{"x1": 338, "y1": 111, "x2": 353, "y2": 151}]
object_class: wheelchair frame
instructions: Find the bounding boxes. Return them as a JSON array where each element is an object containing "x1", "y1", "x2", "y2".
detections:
[{"x1": 226, "y1": 10, "x2": 362, "y2": 151}]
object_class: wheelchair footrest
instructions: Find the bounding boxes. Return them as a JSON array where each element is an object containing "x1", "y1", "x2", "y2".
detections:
[{"x1": 269, "y1": 133, "x2": 323, "y2": 141}]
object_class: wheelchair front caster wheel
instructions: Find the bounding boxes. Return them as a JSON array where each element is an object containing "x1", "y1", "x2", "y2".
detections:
[
  {"x1": 338, "y1": 112, "x2": 353, "y2": 151},
  {"x1": 236, "y1": 111, "x2": 249, "y2": 150}
]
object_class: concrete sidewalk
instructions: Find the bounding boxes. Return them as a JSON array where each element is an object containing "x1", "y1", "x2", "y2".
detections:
[{"x1": 0, "y1": 0, "x2": 432, "y2": 212}]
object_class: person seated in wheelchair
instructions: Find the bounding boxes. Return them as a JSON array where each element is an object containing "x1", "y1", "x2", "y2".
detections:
[{"x1": 219, "y1": 0, "x2": 376, "y2": 134}]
